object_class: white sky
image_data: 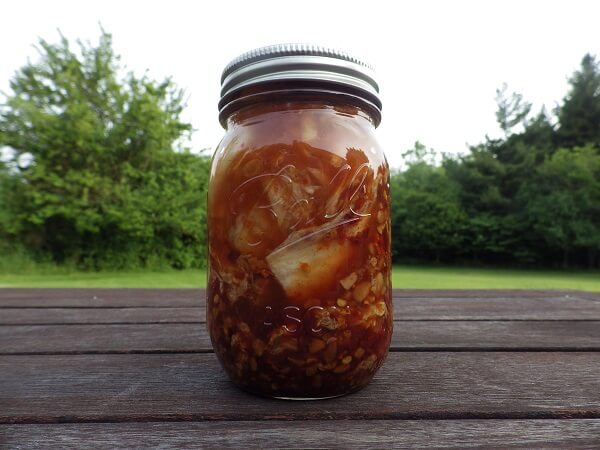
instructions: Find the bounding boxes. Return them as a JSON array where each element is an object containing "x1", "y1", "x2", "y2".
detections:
[{"x1": 1, "y1": 0, "x2": 599, "y2": 167}]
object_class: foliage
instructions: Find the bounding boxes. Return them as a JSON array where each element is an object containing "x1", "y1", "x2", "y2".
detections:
[
  {"x1": 0, "y1": 31, "x2": 209, "y2": 269},
  {"x1": 391, "y1": 150, "x2": 465, "y2": 262},
  {"x1": 391, "y1": 54, "x2": 600, "y2": 268},
  {"x1": 495, "y1": 83, "x2": 532, "y2": 135},
  {"x1": 557, "y1": 54, "x2": 600, "y2": 149},
  {"x1": 1, "y1": 31, "x2": 599, "y2": 271},
  {"x1": 524, "y1": 146, "x2": 600, "y2": 267}
]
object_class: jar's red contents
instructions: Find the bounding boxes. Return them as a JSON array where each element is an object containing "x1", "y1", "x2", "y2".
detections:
[{"x1": 207, "y1": 102, "x2": 391, "y2": 398}]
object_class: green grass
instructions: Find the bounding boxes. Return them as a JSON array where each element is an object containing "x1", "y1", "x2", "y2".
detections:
[
  {"x1": 0, "y1": 265, "x2": 599, "y2": 291},
  {"x1": 391, "y1": 266, "x2": 600, "y2": 291},
  {"x1": 0, "y1": 269, "x2": 207, "y2": 288}
]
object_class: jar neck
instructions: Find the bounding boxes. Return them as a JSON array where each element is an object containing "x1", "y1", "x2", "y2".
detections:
[
  {"x1": 226, "y1": 97, "x2": 378, "y2": 131},
  {"x1": 220, "y1": 81, "x2": 381, "y2": 129}
]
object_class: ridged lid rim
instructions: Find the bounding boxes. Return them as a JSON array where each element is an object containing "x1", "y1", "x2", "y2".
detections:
[
  {"x1": 218, "y1": 43, "x2": 382, "y2": 127},
  {"x1": 221, "y1": 43, "x2": 375, "y2": 83}
]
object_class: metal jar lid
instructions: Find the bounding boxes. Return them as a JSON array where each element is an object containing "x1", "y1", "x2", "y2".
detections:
[{"x1": 218, "y1": 43, "x2": 382, "y2": 126}]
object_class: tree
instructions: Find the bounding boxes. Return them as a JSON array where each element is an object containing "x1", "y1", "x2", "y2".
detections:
[
  {"x1": 495, "y1": 83, "x2": 532, "y2": 136},
  {"x1": 391, "y1": 56, "x2": 600, "y2": 269},
  {"x1": 523, "y1": 145, "x2": 600, "y2": 268},
  {"x1": 0, "y1": 30, "x2": 209, "y2": 269},
  {"x1": 392, "y1": 146, "x2": 466, "y2": 262},
  {"x1": 443, "y1": 91, "x2": 557, "y2": 264},
  {"x1": 401, "y1": 141, "x2": 437, "y2": 166},
  {"x1": 0, "y1": 159, "x2": 17, "y2": 238},
  {"x1": 443, "y1": 147, "x2": 518, "y2": 262},
  {"x1": 558, "y1": 54, "x2": 600, "y2": 149}
]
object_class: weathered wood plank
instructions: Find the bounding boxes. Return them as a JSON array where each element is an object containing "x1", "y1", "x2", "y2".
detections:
[
  {"x1": 391, "y1": 321, "x2": 600, "y2": 351},
  {"x1": 2, "y1": 288, "x2": 597, "y2": 309},
  {"x1": 2, "y1": 420, "x2": 600, "y2": 449},
  {"x1": 0, "y1": 307, "x2": 204, "y2": 325},
  {"x1": 2, "y1": 292, "x2": 600, "y2": 323},
  {"x1": 3, "y1": 297, "x2": 600, "y2": 325},
  {"x1": 0, "y1": 289, "x2": 204, "y2": 308},
  {"x1": 393, "y1": 296, "x2": 600, "y2": 320},
  {"x1": 2, "y1": 321, "x2": 599, "y2": 354},
  {"x1": 0, "y1": 324, "x2": 205, "y2": 354},
  {"x1": 1, "y1": 352, "x2": 599, "y2": 423}
]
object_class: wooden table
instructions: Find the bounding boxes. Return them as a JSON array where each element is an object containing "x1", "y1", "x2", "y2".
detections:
[{"x1": 1, "y1": 289, "x2": 599, "y2": 448}]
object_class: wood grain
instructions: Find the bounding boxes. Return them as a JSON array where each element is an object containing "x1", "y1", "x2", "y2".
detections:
[
  {"x1": 2, "y1": 321, "x2": 599, "y2": 354},
  {"x1": 0, "y1": 289, "x2": 204, "y2": 308},
  {"x1": 2, "y1": 420, "x2": 600, "y2": 449},
  {"x1": 393, "y1": 295, "x2": 600, "y2": 320},
  {"x1": 2, "y1": 290, "x2": 599, "y2": 323},
  {"x1": 0, "y1": 307, "x2": 204, "y2": 325},
  {"x1": 2, "y1": 288, "x2": 597, "y2": 309},
  {"x1": 1, "y1": 352, "x2": 599, "y2": 423},
  {"x1": 2, "y1": 288, "x2": 599, "y2": 447}
]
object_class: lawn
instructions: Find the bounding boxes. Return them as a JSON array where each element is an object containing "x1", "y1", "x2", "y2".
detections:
[{"x1": 0, "y1": 266, "x2": 599, "y2": 291}]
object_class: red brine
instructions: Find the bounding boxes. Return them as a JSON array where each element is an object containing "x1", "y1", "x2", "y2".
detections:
[{"x1": 207, "y1": 101, "x2": 391, "y2": 399}]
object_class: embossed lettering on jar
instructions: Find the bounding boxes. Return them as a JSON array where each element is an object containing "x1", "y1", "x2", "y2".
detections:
[{"x1": 207, "y1": 44, "x2": 392, "y2": 399}]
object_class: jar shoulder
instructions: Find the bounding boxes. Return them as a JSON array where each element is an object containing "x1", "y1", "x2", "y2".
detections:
[{"x1": 212, "y1": 107, "x2": 386, "y2": 173}]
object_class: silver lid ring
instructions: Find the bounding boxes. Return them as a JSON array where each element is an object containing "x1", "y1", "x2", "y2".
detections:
[{"x1": 219, "y1": 44, "x2": 382, "y2": 127}]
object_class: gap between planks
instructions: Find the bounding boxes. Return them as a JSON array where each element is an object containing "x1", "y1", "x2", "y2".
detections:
[
  {"x1": 4, "y1": 319, "x2": 600, "y2": 326},
  {"x1": 4, "y1": 347, "x2": 600, "y2": 356}
]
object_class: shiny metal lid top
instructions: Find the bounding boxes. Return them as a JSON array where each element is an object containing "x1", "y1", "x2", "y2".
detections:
[{"x1": 219, "y1": 44, "x2": 382, "y2": 125}]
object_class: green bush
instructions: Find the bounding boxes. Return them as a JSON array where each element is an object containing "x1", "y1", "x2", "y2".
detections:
[
  {"x1": 1, "y1": 31, "x2": 599, "y2": 271},
  {"x1": 0, "y1": 30, "x2": 210, "y2": 270},
  {"x1": 390, "y1": 54, "x2": 600, "y2": 268}
]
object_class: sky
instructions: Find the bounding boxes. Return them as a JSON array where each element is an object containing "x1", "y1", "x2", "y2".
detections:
[{"x1": 1, "y1": 0, "x2": 599, "y2": 168}]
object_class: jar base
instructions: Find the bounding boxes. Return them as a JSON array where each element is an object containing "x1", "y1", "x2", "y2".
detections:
[
  {"x1": 271, "y1": 393, "x2": 348, "y2": 401},
  {"x1": 236, "y1": 382, "x2": 367, "y2": 401}
]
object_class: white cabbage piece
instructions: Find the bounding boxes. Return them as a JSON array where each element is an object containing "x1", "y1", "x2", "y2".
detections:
[
  {"x1": 262, "y1": 168, "x2": 318, "y2": 232},
  {"x1": 266, "y1": 218, "x2": 362, "y2": 301},
  {"x1": 300, "y1": 114, "x2": 319, "y2": 143},
  {"x1": 228, "y1": 207, "x2": 275, "y2": 255}
]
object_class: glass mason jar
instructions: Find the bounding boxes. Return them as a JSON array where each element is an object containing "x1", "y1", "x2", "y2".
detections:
[{"x1": 207, "y1": 44, "x2": 391, "y2": 399}]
